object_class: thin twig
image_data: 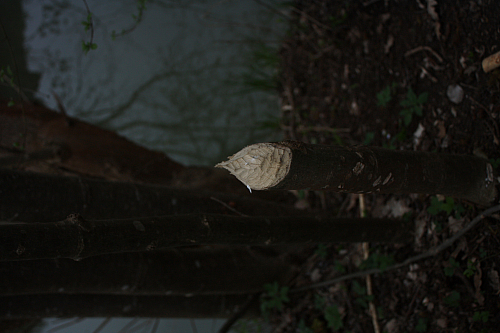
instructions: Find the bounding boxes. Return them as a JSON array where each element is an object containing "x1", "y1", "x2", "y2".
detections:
[
  {"x1": 360, "y1": 195, "x2": 380, "y2": 333},
  {"x1": 210, "y1": 196, "x2": 249, "y2": 217},
  {"x1": 82, "y1": 0, "x2": 95, "y2": 48},
  {"x1": 291, "y1": 203, "x2": 500, "y2": 293},
  {"x1": 0, "y1": 16, "x2": 29, "y2": 151},
  {"x1": 404, "y1": 46, "x2": 443, "y2": 63},
  {"x1": 93, "y1": 318, "x2": 111, "y2": 333},
  {"x1": 218, "y1": 293, "x2": 261, "y2": 333}
]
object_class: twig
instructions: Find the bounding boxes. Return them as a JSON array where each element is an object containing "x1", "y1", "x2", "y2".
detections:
[
  {"x1": 404, "y1": 46, "x2": 443, "y2": 63},
  {"x1": 291, "y1": 203, "x2": 500, "y2": 293},
  {"x1": 0, "y1": 17, "x2": 29, "y2": 151},
  {"x1": 217, "y1": 293, "x2": 260, "y2": 333},
  {"x1": 81, "y1": 0, "x2": 95, "y2": 52},
  {"x1": 0, "y1": 74, "x2": 30, "y2": 102},
  {"x1": 210, "y1": 196, "x2": 249, "y2": 217},
  {"x1": 360, "y1": 195, "x2": 381, "y2": 333}
]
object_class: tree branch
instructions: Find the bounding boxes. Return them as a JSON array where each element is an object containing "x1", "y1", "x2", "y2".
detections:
[
  {"x1": 290, "y1": 203, "x2": 500, "y2": 293},
  {"x1": 216, "y1": 141, "x2": 497, "y2": 205}
]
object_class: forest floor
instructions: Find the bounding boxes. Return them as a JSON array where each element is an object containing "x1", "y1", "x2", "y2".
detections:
[{"x1": 268, "y1": 1, "x2": 500, "y2": 332}]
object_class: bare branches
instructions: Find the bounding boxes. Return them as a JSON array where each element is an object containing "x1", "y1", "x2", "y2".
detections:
[{"x1": 291, "y1": 203, "x2": 500, "y2": 293}]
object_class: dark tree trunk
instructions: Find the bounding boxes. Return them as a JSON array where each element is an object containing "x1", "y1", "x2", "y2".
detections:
[{"x1": 216, "y1": 141, "x2": 497, "y2": 205}]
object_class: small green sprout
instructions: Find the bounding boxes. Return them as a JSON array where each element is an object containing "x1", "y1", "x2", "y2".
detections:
[
  {"x1": 315, "y1": 243, "x2": 328, "y2": 259},
  {"x1": 415, "y1": 318, "x2": 428, "y2": 332},
  {"x1": 399, "y1": 87, "x2": 428, "y2": 126},
  {"x1": 443, "y1": 290, "x2": 461, "y2": 308},
  {"x1": 324, "y1": 304, "x2": 343, "y2": 330},
  {"x1": 359, "y1": 252, "x2": 395, "y2": 272},
  {"x1": 427, "y1": 196, "x2": 464, "y2": 218},
  {"x1": 444, "y1": 257, "x2": 460, "y2": 277},
  {"x1": 463, "y1": 260, "x2": 477, "y2": 278},
  {"x1": 473, "y1": 310, "x2": 490, "y2": 323},
  {"x1": 260, "y1": 282, "x2": 289, "y2": 320},
  {"x1": 363, "y1": 131, "x2": 375, "y2": 145},
  {"x1": 351, "y1": 280, "x2": 374, "y2": 309},
  {"x1": 376, "y1": 82, "x2": 397, "y2": 107}
]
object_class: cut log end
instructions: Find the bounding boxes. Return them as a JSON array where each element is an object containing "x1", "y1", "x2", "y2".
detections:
[{"x1": 215, "y1": 143, "x2": 291, "y2": 190}]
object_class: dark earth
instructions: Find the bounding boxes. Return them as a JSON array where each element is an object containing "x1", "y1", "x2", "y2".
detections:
[{"x1": 267, "y1": 1, "x2": 500, "y2": 332}]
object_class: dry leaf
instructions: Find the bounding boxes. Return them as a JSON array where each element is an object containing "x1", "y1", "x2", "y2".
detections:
[
  {"x1": 448, "y1": 216, "x2": 463, "y2": 234},
  {"x1": 427, "y1": 0, "x2": 442, "y2": 39},
  {"x1": 488, "y1": 269, "x2": 500, "y2": 293}
]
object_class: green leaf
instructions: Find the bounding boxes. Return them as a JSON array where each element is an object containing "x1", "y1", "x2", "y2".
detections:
[
  {"x1": 314, "y1": 294, "x2": 326, "y2": 310},
  {"x1": 415, "y1": 318, "x2": 427, "y2": 332},
  {"x1": 444, "y1": 258, "x2": 460, "y2": 277},
  {"x1": 473, "y1": 311, "x2": 489, "y2": 323},
  {"x1": 363, "y1": 131, "x2": 375, "y2": 145},
  {"x1": 417, "y1": 92, "x2": 429, "y2": 104},
  {"x1": 376, "y1": 86, "x2": 392, "y2": 107},
  {"x1": 7, "y1": 100, "x2": 15, "y2": 107},
  {"x1": 352, "y1": 280, "x2": 366, "y2": 296},
  {"x1": 443, "y1": 290, "x2": 460, "y2": 308},
  {"x1": 324, "y1": 305, "x2": 343, "y2": 330}
]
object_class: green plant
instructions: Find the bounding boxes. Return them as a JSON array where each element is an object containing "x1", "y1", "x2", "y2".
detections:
[
  {"x1": 444, "y1": 257, "x2": 460, "y2": 277},
  {"x1": 81, "y1": 3, "x2": 97, "y2": 54},
  {"x1": 427, "y1": 196, "x2": 465, "y2": 218},
  {"x1": 233, "y1": 319, "x2": 263, "y2": 333},
  {"x1": 463, "y1": 260, "x2": 477, "y2": 278},
  {"x1": 298, "y1": 319, "x2": 314, "y2": 333},
  {"x1": 324, "y1": 304, "x2": 343, "y2": 330},
  {"x1": 376, "y1": 82, "x2": 398, "y2": 107},
  {"x1": 489, "y1": 158, "x2": 500, "y2": 169},
  {"x1": 257, "y1": 115, "x2": 281, "y2": 131},
  {"x1": 260, "y1": 282, "x2": 289, "y2": 319},
  {"x1": 363, "y1": 131, "x2": 375, "y2": 145},
  {"x1": 351, "y1": 280, "x2": 374, "y2": 308},
  {"x1": 315, "y1": 243, "x2": 328, "y2": 259},
  {"x1": 314, "y1": 293, "x2": 326, "y2": 310},
  {"x1": 334, "y1": 260, "x2": 346, "y2": 273},
  {"x1": 443, "y1": 290, "x2": 461, "y2": 308},
  {"x1": 473, "y1": 310, "x2": 490, "y2": 323},
  {"x1": 81, "y1": 40, "x2": 98, "y2": 54},
  {"x1": 111, "y1": 0, "x2": 148, "y2": 39},
  {"x1": 415, "y1": 318, "x2": 428, "y2": 332},
  {"x1": 359, "y1": 252, "x2": 395, "y2": 272},
  {"x1": 399, "y1": 87, "x2": 428, "y2": 126},
  {"x1": 0, "y1": 65, "x2": 13, "y2": 82},
  {"x1": 237, "y1": 42, "x2": 279, "y2": 94},
  {"x1": 381, "y1": 128, "x2": 406, "y2": 149},
  {"x1": 479, "y1": 247, "x2": 487, "y2": 259}
]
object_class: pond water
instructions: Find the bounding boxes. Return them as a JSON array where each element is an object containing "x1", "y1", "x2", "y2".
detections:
[
  {"x1": 1, "y1": 1, "x2": 287, "y2": 332},
  {"x1": 19, "y1": 0, "x2": 286, "y2": 166}
]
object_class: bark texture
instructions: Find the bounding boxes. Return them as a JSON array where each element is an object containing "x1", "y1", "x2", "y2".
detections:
[
  {"x1": 0, "y1": 247, "x2": 295, "y2": 296},
  {"x1": 217, "y1": 141, "x2": 497, "y2": 205},
  {"x1": 1, "y1": 213, "x2": 410, "y2": 261},
  {"x1": 0, "y1": 169, "x2": 298, "y2": 222}
]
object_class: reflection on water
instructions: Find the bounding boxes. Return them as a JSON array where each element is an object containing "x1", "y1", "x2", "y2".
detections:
[{"x1": 21, "y1": 0, "x2": 286, "y2": 165}]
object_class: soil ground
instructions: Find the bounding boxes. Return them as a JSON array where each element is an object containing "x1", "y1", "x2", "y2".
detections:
[{"x1": 270, "y1": 1, "x2": 500, "y2": 332}]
